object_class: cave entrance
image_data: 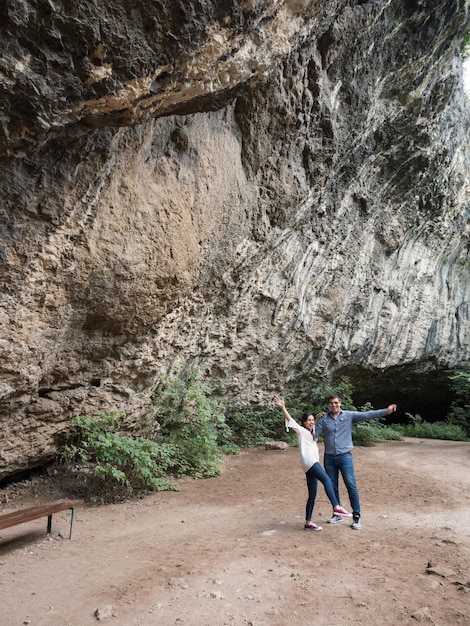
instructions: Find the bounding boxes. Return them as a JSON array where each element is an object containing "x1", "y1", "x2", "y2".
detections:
[{"x1": 335, "y1": 365, "x2": 454, "y2": 423}]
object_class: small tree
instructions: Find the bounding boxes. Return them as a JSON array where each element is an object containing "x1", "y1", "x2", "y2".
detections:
[
  {"x1": 447, "y1": 369, "x2": 470, "y2": 436},
  {"x1": 152, "y1": 367, "x2": 231, "y2": 478}
]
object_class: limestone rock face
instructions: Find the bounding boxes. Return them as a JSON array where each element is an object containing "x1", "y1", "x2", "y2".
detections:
[{"x1": 0, "y1": 0, "x2": 469, "y2": 477}]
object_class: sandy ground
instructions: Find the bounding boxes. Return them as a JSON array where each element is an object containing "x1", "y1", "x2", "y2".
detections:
[{"x1": 0, "y1": 437, "x2": 469, "y2": 626}]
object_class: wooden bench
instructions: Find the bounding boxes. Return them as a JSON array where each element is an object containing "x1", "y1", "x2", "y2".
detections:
[{"x1": 0, "y1": 499, "x2": 84, "y2": 540}]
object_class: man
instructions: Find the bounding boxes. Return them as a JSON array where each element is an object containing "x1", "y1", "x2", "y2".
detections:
[{"x1": 315, "y1": 394, "x2": 397, "y2": 530}]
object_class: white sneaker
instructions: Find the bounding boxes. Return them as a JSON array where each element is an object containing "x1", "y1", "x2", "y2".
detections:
[
  {"x1": 352, "y1": 519, "x2": 362, "y2": 530},
  {"x1": 327, "y1": 515, "x2": 343, "y2": 524}
]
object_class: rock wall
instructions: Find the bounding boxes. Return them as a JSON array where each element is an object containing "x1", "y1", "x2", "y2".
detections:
[{"x1": 1, "y1": 0, "x2": 469, "y2": 478}]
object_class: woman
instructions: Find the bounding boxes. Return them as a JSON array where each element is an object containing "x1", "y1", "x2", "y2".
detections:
[{"x1": 273, "y1": 395, "x2": 352, "y2": 530}]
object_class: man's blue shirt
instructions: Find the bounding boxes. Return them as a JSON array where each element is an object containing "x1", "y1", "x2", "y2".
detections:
[{"x1": 315, "y1": 408, "x2": 388, "y2": 455}]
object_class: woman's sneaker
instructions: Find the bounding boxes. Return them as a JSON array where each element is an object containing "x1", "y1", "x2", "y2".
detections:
[
  {"x1": 352, "y1": 518, "x2": 362, "y2": 530},
  {"x1": 333, "y1": 506, "x2": 352, "y2": 517},
  {"x1": 327, "y1": 515, "x2": 343, "y2": 524},
  {"x1": 304, "y1": 522, "x2": 323, "y2": 531}
]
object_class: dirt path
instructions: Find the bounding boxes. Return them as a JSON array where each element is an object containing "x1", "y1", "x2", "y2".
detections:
[{"x1": 1, "y1": 438, "x2": 469, "y2": 626}]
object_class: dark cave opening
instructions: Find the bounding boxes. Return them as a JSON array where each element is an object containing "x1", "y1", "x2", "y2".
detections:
[{"x1": 337, "y1": 365, "x2": 454, "y2": 424}]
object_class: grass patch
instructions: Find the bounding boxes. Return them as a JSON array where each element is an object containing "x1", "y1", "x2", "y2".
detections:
[{"x1": 393, "y1": 414, "x2": 468, "y2": 441}]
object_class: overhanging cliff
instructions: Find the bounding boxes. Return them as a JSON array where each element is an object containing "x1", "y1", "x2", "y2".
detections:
[{"x1": 1, "y1": 0, "x2": 469, "y2": 478}]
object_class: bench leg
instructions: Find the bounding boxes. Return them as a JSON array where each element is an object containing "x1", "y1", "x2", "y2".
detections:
[
  {"x1": 45, "y1": 509, "x2": 78, "y2": 539},
  {"x1": 69, "y1": 508, "x2": 77, "y2": 540}
]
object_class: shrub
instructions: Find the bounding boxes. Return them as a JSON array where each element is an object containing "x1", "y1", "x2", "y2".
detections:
[
  {"x1": 227, "y1": 405, "x2": 298, "y2": 448},
  {"x1": 151, "y1": 367, "x2": 235, "y2": 478},
  {"x1": 396, "y1": 413, "x2": 468, "y2": 441},
  {"x1": 447, "y1": 369, "x2": 470, "y2": 436},
  {"x1": 352, "y1": 419, "x2": 403, "y2": 446},
  {"x1": 59, "y1": 413, "x2": 178, "y2": 502}
]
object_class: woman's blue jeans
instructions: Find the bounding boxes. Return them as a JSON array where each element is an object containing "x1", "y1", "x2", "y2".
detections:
[
  {"x1": 305, "y1": 461, "x2": 340, "y2": 521},
  {"x1": 324, "y1": 452, "x2": 360, "y2": 518}
]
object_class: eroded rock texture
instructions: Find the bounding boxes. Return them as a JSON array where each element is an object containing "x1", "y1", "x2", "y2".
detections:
[{"x1": 1, "y1": 0, "x2": 469, "y2": 477}]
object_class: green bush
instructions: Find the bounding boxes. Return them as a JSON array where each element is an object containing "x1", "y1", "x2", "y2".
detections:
[
  {"x1": 447, "y1": 369, "x2": 470, "y2": 436},
  {"x1": 59, "y1": 413, "x2": 178, "y2": 502},
  {"x1": 395, "y1": 413, "x2": 468, "y2": 441},
  {"x1": 151, "y1": 367, "x2": 236, "y2": 478},
  {"x1": 227, "y1": 405, "x2": 298, "y2": 448},
  {"x1": 352, "y1": 419, "x2": 403, "y2": 446}
]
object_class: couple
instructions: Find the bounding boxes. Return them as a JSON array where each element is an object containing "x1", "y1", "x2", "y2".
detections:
[{"x1": 273, "y1": 394, "x2": 397, "y2": 531}]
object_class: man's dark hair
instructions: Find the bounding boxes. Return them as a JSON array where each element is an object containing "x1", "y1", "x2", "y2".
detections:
[{"x1": 327, "y1": 394, "x2": 341, "y2": 402}]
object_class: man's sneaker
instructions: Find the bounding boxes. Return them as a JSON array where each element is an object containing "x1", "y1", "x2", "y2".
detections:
[
  {"x1": 327, "y1": 515, "x2": 343, "y2": 524},
  {"x1": 304, "y1": 522, "x2": 323, "y2": 531},
  {"x1": 333, "y1": 506, "x2": 353, "y2": 517},
  {"x1": 352, "y1": 519, "x2": 362, "y2": 530}
]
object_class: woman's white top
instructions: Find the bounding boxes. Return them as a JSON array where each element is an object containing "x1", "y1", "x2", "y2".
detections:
[{"x1": 286, "y1": 417, "x2": 319, "y2": 472}]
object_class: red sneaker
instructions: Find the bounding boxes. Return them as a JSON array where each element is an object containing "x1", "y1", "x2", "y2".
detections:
[
  {"x1": 304, "y1": 522, "x2": 323, "y2": 531},
  {"x1": 333, "y1": 506, "x2": 353, "y2": 517}
]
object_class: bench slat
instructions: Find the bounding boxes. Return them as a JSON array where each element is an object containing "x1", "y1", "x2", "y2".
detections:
[{"x1": 0, "y1": 499, "x2": 84, "y2": 534}]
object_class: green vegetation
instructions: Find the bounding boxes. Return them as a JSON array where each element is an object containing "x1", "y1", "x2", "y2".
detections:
[
  {"x1": 58, "y1": 369, "x2": 469, "y2": 502},
  {"x1": 151, "y1": 367, "x2": 236, "y2": 478},
  {"x1": 352, "y1": 419, "x2": 403, "y2": 446},
  {"x1": 59, "y1": 367, "x2": 235, "y2": 502},
  {"x1": 59, "y1": 413, "x2": 178, "y2": 503},
  {"x1": 227, "y1": 405, "x2": 297, "y2": 448},
  {"x1": 461, "y1": 32, "x2": 470, "y2": 60},
  {"x1": 446, "y1": 369, "x2": 470, "y2": 436},
  {"x1": 395, "y1": 413, "x2": 468, "y2": 441}
]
